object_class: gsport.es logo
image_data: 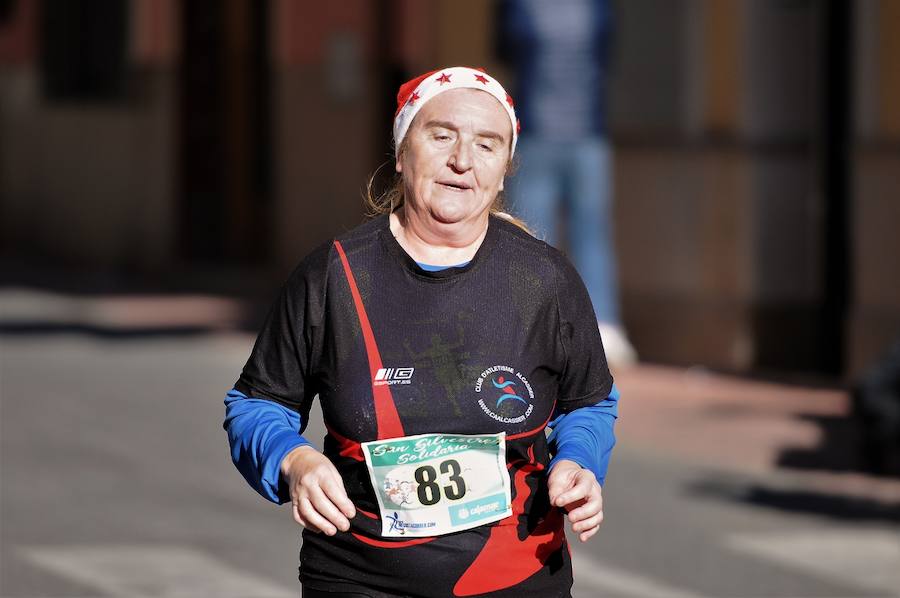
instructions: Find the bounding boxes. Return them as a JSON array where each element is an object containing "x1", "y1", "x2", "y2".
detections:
[
  {"x1": 474, "y1": 365, "x2": 535, "y2": 424},
  {"x1": 374, "y1": 367, "x2": 415, "y2": 386}
]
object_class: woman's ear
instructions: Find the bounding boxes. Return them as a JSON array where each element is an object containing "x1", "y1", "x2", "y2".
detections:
[{"x1": 395, "y1": 138, "x2": 409, "y2": 173}]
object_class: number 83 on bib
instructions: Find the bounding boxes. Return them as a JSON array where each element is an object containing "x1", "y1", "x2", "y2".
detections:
[{"x1": 361, "y1": 432, "x2": 513, "y2": 537}]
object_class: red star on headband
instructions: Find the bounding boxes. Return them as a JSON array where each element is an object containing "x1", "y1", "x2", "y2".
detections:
[
  {"x1": 436, "y1": 73, "x2": 452, "y2": 85},
  {"x1": 408, "y1": 91, "x2": 421, "y2": 105},
  {"x1": 506, "y1": 93, "x2": 515, "y2": 108},
  {"x1": 474, "y1": 73, "x2": 489, "y2": 85}
]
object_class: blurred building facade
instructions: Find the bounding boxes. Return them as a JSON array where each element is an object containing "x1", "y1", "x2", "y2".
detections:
[{"x1": 1, "y1": 0, "x2": 897, "y2": 378}]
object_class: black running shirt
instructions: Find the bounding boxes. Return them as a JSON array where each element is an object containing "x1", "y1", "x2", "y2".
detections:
[{"x1": 235, "y1": 214, "x2": 613, "y2": 598}]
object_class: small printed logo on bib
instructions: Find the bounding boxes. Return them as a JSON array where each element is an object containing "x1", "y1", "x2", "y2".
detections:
[
  {"x1": 385, "y1": 510, "x2": 438, "y2": 535},
  {"x1": 474, "y1": 365, "x2": 535, "y2": 424}
]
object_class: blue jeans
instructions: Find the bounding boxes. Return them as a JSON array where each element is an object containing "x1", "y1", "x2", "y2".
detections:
[{"x1": 507, "y1": 136, "x2": 621, "y2": 325}]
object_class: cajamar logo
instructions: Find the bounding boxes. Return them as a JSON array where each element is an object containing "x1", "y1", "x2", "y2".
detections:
[{"x1": 475, "y1": 365, "x2": 535, "y2": 424}]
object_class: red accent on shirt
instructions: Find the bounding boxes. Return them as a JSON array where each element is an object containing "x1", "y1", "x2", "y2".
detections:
[
  {"x1": 352, "y1": 533, "x2": 436, "y2": 549},
  {"x1": 324, "y1": 423, "x2": 364, "y2": 461},
  {"x1": 334, "y1": 240, "x2": 405, "y2": 439},
  {"x1": 506, "y1": 401, "x2": 555, "y2": 440},
  {"x1": 452, "y1": 446, "x2": 566, "y2": 596}
]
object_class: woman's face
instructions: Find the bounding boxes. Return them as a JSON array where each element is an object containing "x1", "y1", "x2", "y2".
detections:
[{"x1": 397, "y1": 88, "x2": 512, "y2": 227}]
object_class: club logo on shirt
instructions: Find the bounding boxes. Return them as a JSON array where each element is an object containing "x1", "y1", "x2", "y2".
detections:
[
  {"x1": 474, "y1": 365, "x2": 535, "y2": 424},
  {"x1": 374, "y1": 367, "x2": 415, "y2": 386}
]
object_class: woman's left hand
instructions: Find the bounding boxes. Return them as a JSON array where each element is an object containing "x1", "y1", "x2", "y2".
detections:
[{"x1": 547, "y1": 459, "x2": 603, "y2": 542}]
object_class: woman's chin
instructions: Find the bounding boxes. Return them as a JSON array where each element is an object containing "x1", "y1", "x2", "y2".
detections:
[{"x1": 428, "y1": 206, "x2": 470, "y2": 225}]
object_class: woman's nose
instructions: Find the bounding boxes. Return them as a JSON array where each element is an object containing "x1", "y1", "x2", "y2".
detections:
[{"x1": 449, "y1": 141, "x2": 473, "y2": 172}]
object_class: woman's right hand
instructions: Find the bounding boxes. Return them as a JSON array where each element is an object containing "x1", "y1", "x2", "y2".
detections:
[{"x1": 280, "y1": 445, "x2": 357, "y2": 535}]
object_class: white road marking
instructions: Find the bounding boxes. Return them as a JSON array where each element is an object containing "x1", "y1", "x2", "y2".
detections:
[
  {"x1": 571, "y1": 550, "x2": 709, "y2": 598},
  {"x1": 20, "y1": 545, "x2": 296, "y2": 598},
  {"x1": 727, "y1": 529, "x2": 900, "y2": 597}
]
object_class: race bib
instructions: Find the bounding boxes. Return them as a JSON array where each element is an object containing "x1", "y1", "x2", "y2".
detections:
[{"x1": 361, "y1": 432, "x2": 512, "y2": 537}]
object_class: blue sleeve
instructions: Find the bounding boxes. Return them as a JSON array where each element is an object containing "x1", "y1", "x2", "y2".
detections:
[
  {"x1": 223, "y1": 388, "x2": 313, "y2": 504},
  {"x1": 547, "y1": 383, "x2": 620, "y2": 485}
]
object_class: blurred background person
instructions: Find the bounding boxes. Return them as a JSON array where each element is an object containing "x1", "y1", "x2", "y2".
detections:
[{"x1": 496, "y1": 0, "x2": 637, "y2": 366}]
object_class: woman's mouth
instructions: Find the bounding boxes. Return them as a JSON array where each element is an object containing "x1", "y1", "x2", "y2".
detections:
[{"x1": 437, "y1": 181, "x2": 472, "y2": 192}]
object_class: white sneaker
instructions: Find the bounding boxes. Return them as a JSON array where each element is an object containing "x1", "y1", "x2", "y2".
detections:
[{"x1": 598, "y1": 322, "x2": 638, "y2": 367}]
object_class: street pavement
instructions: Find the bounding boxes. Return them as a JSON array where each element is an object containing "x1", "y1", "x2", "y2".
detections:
[{"x1": 2, "y1": 289, "x2": 898, "y2": 597}]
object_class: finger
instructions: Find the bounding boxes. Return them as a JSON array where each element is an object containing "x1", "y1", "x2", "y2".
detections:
[
  {"x1": 291, "y1": 501, "x2": 315, "y2": 530},
  {"x1": 566, "y1": 492, "x2": 602, "y2": 522},
  {"x1": 571, "y1": 510, "x2": 604, "y2": 533},
  {"x1": 546, "y1": 470, "x2": 577, "y2": 504},
  {"x1": 578, "y1": 524, "x2": 601, "y2": 543},
  {"x1": 554, "y1": 483, "x2": 589, "y2": 508},
  {"x1": 548, "y1": 481, "x2": 574, "y2": 505},
  {"x1": 321, "y1": 474, "x2": 357, "y2": 520},
  {"x1": 547, "y1": 469, "x2": 573, "y2": 492},
  {"x1": 567, "y1": 502, "x2": 601, "y2": 524},
  {"x1": 555, "y1": 471, "x2": 598, "y2": 507},
  {"x1": 298, "y1": 496, "x2": 338, "y2": 535},
  {"x1": 306, "y1": 484, "x2": 351, "y2": 532}
]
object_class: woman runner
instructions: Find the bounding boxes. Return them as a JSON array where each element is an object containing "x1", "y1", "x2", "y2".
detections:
[{"x1": 225, "y1": 66, "x2": 620, "y2": 598}]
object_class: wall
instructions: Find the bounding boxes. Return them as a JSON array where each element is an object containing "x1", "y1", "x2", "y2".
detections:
[{"x1": 0, "y1": 0, "x2": 177, "y2": 269}]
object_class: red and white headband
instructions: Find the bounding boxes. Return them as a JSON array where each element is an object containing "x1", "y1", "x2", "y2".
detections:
[{"x1": 393, "y1": 66, "x2": 519, "y2": 158}]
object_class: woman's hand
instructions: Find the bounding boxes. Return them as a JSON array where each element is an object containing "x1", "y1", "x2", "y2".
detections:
[
  {"x1": 547, "y1": 459, "x2": 604, "y2": 542},
  {"x1": 280, "y1": 445, "x2": 356, "y2": 535}
]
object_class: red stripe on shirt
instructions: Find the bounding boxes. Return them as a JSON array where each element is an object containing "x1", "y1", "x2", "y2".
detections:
[{"x1": 334, "y1": 240, "x2": 405, "y2": 440}]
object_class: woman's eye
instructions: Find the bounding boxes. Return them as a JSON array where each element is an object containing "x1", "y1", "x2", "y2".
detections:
[
  {"x1": 434, "y1": 134, "x2": 451, "y2": 141},
  {"x1": 478, "y1": 143, "x2": 493, "y2": 152}
]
